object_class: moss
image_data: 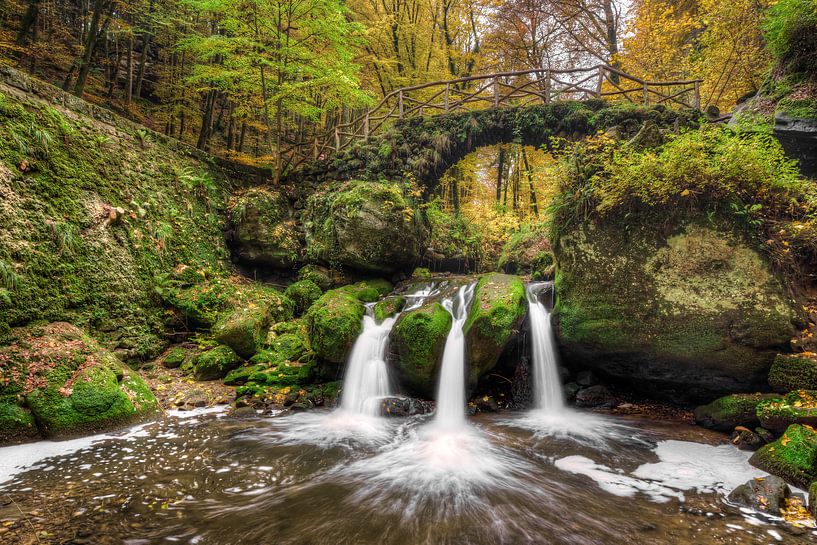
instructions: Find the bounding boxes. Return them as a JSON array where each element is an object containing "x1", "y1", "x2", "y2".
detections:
[
  {"x1": 192, "y1": 345, "x2": 243, "y2": 381},
  {"x1": 297, "y1": 265, "x2": 332, "y2": 290},
  {"x1": 285, "y1": 280, "x2": 323, "y2": 316},
  {"x1": 245, "y1": 361, "x2": 316, "y2": 388},
  {"x1": 464, "y1": 273, "x2": 527, "y2": 387},
  {"x1": 693, "y1": 393, "x2": 778, "y2": 431},
  {"x1": 213, "y1": 304, "x2": 273, "y2": 359},
  {"x1": 392, "y1": 302, "x2": 452, "y2": 397},
  {"x1": 498, "y1": 224, "x2": 554, "y2": 279},
  {"x1": 339, "y1": 279, "x2": 393, "y2": 302},
  {"x1": 411, "y1": 267, "x2": 432, "y2": 279},
  {"x1": 1, "y1": 322, "x2": 159, "y2": 439},
  {"x1": 373, "y1": 296, "x2": 406, "y2": 322},
  {"x1": 305, "y1": 289, "x2": 365, "y2": 364},
  {"x1": 0, "y1": 401, "x2": 38, "y2": 442},
  {"x1": 162, "y1": 347, "x2": 188, "y2": 369},
  {"x1": 769, "y1": 354, "x2": 817, "y2": 392},
  {"x1": 304, "y1": 180, "x2": 427, "y2": 274},
  {"x1": 750, "y1": 424, "x2": 817, "y2": 489},
  {"x1": 224, "y1": 364, "x2": 268, "y2": 386},
  {"x1": 0, "y1": 90, "x2": 236, "y2": 362},
  {"x1": 757, "y1": 390, "x2": 817, "y2": 432},
  {"x1": 777, "y1": 97, "x2": 817, "y2": 120},
  {"x1": 227, "y1": 187, "x2": 301, "y2": 268}
]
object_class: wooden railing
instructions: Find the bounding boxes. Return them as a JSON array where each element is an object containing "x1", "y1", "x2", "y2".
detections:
[{"x1": 296, "y1": 64, "x2": 702, "y2": 164}]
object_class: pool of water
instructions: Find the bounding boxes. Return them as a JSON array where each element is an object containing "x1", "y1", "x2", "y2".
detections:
[{"x1": 0, "y1": 408, "x2": 812, "y2": 545}]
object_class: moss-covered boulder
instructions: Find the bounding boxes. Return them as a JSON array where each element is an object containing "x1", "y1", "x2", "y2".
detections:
[
  {"x1": 391, "y1": 302, "x2": 452, "y2": 397},
  {"x1": 769, "y1": 354, "x2": 817, "y2": 392},
  {"x1": 304, "y1": 181, "x2": 427, "y2": 274},
  {"x1": 192, "y1": 345, "x2": 243, "y2": 381},
  {"x1": 750, "y1": 424, "x2": 817, "y2": 489},
  {"x1": 693, "y1": 393, "x2": 778, "y2": 431},
  {"x1": 498, "y1": 224, "x2": 554, "y2": 280},
  {"x1": 227, "y1": 187, "x2": 302, "y2": 269},
  {"x1": 553, "y1": 218, "x2": 798, "y2": 396},
  {"x1": 213, "y1": 303, "x2": 274, "y2": 359},
  {"x1": 464, "y1": 273, "x2": 527, "y2": 389},
  {"x1": 0, "y1": 323, "x2": 159, "y2": 439},
  {"x1": 0, "y1": 401, "x2": 38, "y2": 443},
  {"x1": 304, "y1": 280, "x2": 391, "y2": 364},
  {"x1": 757, "y1": 390, "x2": 817, "y2": 432},
  {"x1": 297, "y1": 264, "x2": 333, "y2": 290},
  {"x1": 374, "y1": 296, "x2": 406, "y2": 322},
  {"x1": 162, "y1": 346, "x2": 189, "y2": 369},
  {"x1": 285, "y1": 280, "x2": 323, "y2": 316}
]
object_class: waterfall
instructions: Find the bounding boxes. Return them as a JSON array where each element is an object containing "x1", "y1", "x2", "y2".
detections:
[
  {"x1": 526, "y1": 282, "x2": 564, "y2": 412},
  {"x1": 435, "y1": 283, "x2": 477, "y2": 429},
  {"x1": 339, "y1": 308, "x2": 396, "y2": 417}
]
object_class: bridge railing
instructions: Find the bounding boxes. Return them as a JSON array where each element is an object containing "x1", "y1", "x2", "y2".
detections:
[{"x1": 300, "y1": 64, "x2": 702, "y2": 164}]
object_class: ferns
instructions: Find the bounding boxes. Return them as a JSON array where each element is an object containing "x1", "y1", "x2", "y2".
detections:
[
  {"x1": 48, "y1": 221, "x2": 81, "y2": 256},
  {"x1": 0, "y1": 259, "x2": 20, "y2": 292}
]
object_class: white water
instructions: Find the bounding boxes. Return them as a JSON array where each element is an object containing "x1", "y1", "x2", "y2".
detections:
[
  {"x1": 339, "y1": 307, "x2": 395, "y2": 417},
  {"x1": 526, "y1": 282, "x2": 564, "y2": 411},
  {"x1": 435, "y1": 283, "x2": 477, "y2": 429}
]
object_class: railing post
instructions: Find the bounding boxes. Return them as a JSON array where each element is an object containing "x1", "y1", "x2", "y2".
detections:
[
  {"x1": 694, "y1": 81, "x2": 701, "y2": 110},
  {"x1": 596, "y1": 66, "x2": 604, "y2": 98},
  {"x1": 444, "y1": 83, "x2": 450, "y2": 112},
  {"x1": 398, "y1": 90, "x2": 404, "y2": 118},
  {"x1": 544, "y1": 70, "x2": 551, "y2": 104},
  {"x1": 334, "y1": 126, "x2": 340, "y2": 151},
  {"x1": 363, "y1": 113, "x2": 370, "y2": 141},
  {"x1": 493, "y1": 77, "x2": 500, "y2": 107},
  {"x1": 642, "y1": 83, "x2": 649, "y2": 106}
]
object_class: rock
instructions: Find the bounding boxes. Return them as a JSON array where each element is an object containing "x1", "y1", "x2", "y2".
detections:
[
  {"x1": 162, "y1": 347, "x2": 189, "y2": 369},
  {"x1": 731, "y1": 426, "x2": 764, "y2": 451},
  {"x1": 564, "y1": 382, "x2": 581, "y2": 402},
  {"x1": 464, "y1": 273, "x2": 527, "y2": 389},
  {"x1": 0, "y1": 323, "x2": 160, "y2": 439},
  {"x1": 379, "y1": 396, "x2": 434, "y2": 417},
  {"x1": 576, "y1": 370, "x2": 596, "y2": 387},
  {"x1": 809, "y1": 482, "x2": 817, "y2": 519},
  {"x1": 224, "y1": 364, "x2": 267, "y2": 386},
  {"x1": 756, "y1": 390, "x2": 817, "y2": 432},
  {"x1": 0, "y1": 402, "x2": 38, "y2": 443},
  {"x1": 756, "y1": 427, "x2": 775, "y2": 444},
  {"x1": 769, "y1": 354, "x2": 817, "y2": 393},
  {"x1": 750, "y1": 424, "x2": 817, "y2": 489},
  {"x1": 373, "y1": 296, "x2": 406, "y2": 322},
  {"x1": 227, "y1": 187, "x2": 302, "y2": 269},
  {"x1": 498, "y1": 225, "x2": 554, "y2": 280},
  {"x1": 727, "y1": 476, "x2": 791, "y2": 514},
  {"x1": 304, "y1": 180, "x2": 427, "y2": 274},
  {"x1": 575, "y1": 385, "x2": 616, "y2": 408},
  {"x1": 192, "y1": 345, "x2": 243, "y2": 381},
  {"x1": 693, "y1": 393, "x2": 777, "y2": 432},
  {"x1": 554, "y1": 219, "x2": 798, "y2": 397},
  {"x1": 626, "y1": 120, "x2": 664, "y2": 149},
  {"x1": 174, "y1": 388, "x2": 209, "y2": 409},
  {"x1": 213, "y1": 304, "x2": 275, "y2": 359},
  {"x1": 474, "y1": 395, "x2": 499, "y2": 412},
  {"x1": 229, "y1": 406, "x2": 259, "y2": 419},
  {"x1": 391, "y1": 302, "x2": 452, "y2": 397},
  {"x1": 284, "y1": 279, "x2": 323, "y2": 316},
  {"x1": 297, "y1": 264, "x2": 333, "y2": 290},
  {"x1": 306, "y1": 286, "x2": 367, "y2": 363}
]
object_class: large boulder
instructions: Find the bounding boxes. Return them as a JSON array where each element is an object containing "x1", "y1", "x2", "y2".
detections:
[
  {"x1": 464, "y1": 273, "x2": 527, "y2": 389},
  {"x1": 750, "y1": 424, "x2": 817, "y2": 489},
  {"x1": 553, "y1": 218, "x2": 798, "y2": 397},
  {"x1": 769, "y1": 354, "x2": 817, "y2": 392},
  {"x1": 306, "y1": 280, "x2": 391, "y2": 363},
  {"x1": 227, "y1": 187, "x2": 302, "y2": 269},
  {"x1": 0, "y1": 323, "x2": 160, "y2": 439},
  {"x1": 192, "y1": 345, "x2": 243, "y2": 381},
  {"x1": 391, "y1": 302, "x2": 453, "y2": 397},
  {"x1": 728, "y1": 476, "x2": 791, "y2": 515},
  {"x1": 693, "y1": 393, "x2": 778, "y2": 432},
  {"x1": 304, "y1": 181, "x2": 427, "y2": 274}
]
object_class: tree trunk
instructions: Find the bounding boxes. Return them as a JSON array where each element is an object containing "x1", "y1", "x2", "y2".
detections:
[
  {"x1": 134, "y1": 34, "x2": 151, "y2": 98},
  {"x1": 196, "y1": 90, "x2": 217, "y2": 150},
  {"x1": 15, "y1": 0, "x2": 40, "y2": 46},
  {"x1": 522, "y1": 148, "x2": 538, "y2": 217},
  {"x1": 496, "y1": 147, "x2": 506, "y2": 203},
  {"x1": 73, "y1": 0, "x2": 109, "y2": 96},
  {"x1": 126, "y1": 34, "x2": 133, "y2": 102}
]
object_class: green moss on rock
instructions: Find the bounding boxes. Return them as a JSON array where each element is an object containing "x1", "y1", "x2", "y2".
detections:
[
  {"x1": 0, "y1": 401, "x2": 38, "y2": 442},
  {"x1": 693, "y1": 393, "x2": 778, "y2": 431},
  {"x1": 553, "y1": 217, "x2": 798, "y2": 396},
  {"x1": 750, "y1": 424, "x2": 817, "y2": 489},
  {"x1": 213, "y1": 304, "x2": 273, "y2": 359},
  {"x1": 464, "y1": 273, "x2": 527, "y2": 388},
  {"x1": 304, "y1": 180, "x2": 427, "y2": 274},
  {"x1": 769, "y1": 354, "x2": 817, "y2": 392},
  {"x1": 227, "y1": 187, "x2": 302, "y2": 268},
  {"x1": 498, "y1": 224, "x2": 554, "y2": 280},
  {"x1": 391, "y1": 302, "x2": 452, "y2": 397},
  {"x1": 374, "y1": 296, "x2": 406, "y2": 322},
  {"x1": 0, "y1": 322, "x2": 159, "y2": 438},
  {"x1": 192, "y1": 345, "x2": 243, "y2": 381},
  {"x1": 162, "y1": 346, "x2": 188, "y2": 369},
  {"x1": 297, "y1": 265, "x2": 332, "y2": 290},
  {"x1": 306, "y1": 289, "x2": 365, "y2": 364},
  {"x1": 285, "y1": 280, "x2": 323, "y2": 316},
  {"x1": 757, "y1": 390, "x2": 817, "y2": 432}
]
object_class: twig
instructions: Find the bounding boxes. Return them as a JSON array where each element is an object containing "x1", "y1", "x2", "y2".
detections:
[{"x1": 6, "y1": 494, "x2": 41, "y2": 544}]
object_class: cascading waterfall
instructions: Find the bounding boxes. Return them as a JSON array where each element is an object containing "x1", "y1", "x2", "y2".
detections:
[
  {"x1": 434, "y1": 283, "x2": 477, "y2": 429},
  {"x1": 338, "y1": 307, "x2": 395, "y2": 417},
  {"x1": 526, "y1": 282, "x2": 564, "y2": 412}
]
